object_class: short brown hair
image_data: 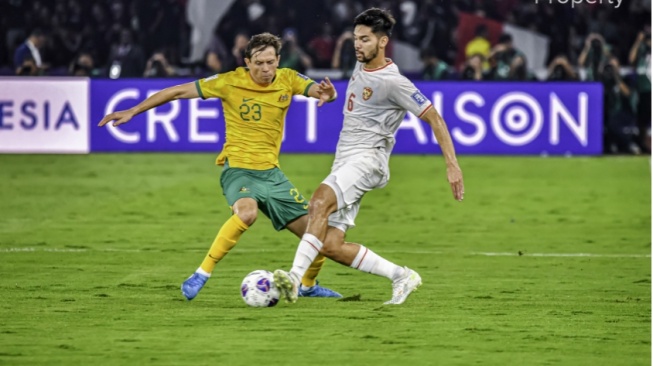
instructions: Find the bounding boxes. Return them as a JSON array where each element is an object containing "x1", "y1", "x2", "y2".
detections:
[{"x1": 245, "y1": 32, "x2": 282, "y2": 59}]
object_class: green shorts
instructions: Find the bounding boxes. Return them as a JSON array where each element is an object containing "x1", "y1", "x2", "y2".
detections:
[{"x1": 219, "y1": 161, "x2": 309, "y2": 231}]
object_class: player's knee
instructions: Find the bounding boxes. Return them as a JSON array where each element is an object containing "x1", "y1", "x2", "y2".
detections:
[
  {"x1": 320, "y1": 241, "x2": 342, "y2": 259},
  {"x1": 234, "y1": 206, "x2": 258, "y2": 226},
  {"x1": 233, "y1": 198, "x2": 258, "y2": 226},
  {"x1": 237, "y1": 210, "x2": 257, "y2": 226},
  {"x1": 320, "y1": 230, "x2": 345, "y2": 258}
]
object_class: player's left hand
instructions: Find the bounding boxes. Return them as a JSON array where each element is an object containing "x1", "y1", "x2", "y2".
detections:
[
  {"x1": 447, "y1": 165, "x2": 464, "y2": 202},
  {"x1": 317, "y1": 77, "x2": 335, "y2": 107}
]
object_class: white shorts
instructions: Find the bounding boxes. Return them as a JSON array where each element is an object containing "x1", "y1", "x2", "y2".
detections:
[{"x1": 322, "y1": 152, "x2": 389, "y2": 232}]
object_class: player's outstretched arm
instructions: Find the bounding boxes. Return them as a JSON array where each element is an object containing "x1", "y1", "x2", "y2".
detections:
[
  {"x1": 98, "y1": 82, "x2": 199, "y2": 127},
  {"x1": 307, "y1": 76, "x2": 337, "y2": 107},
  {"x1": 421, "y1": 107, "x2": 464, "y2": 202}
]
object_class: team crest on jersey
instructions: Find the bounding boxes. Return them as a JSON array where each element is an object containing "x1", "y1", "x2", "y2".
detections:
[
  {"x1": 203, "y1": 74, "x2": 219, "y2": 82},
  {"x1": 278, "y1": 94, "x2": 289, "y2": 102},
  {"x1": 296, "y1": 72, "x2": 309, "y2": 80},
  {"x1": 411, "y1": 91, "x2": 428, "y2": 106},
  {"x1": 362, "y1": 87, "x2": 373, "y2": 101},
  {"x1": 239, "y1": 186, "x2": 250, "y2": 193}
]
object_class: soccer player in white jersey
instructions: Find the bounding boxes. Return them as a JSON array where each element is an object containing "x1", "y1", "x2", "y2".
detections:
[{"x1": 274, "y1": 8, "x2": 464, "y2": 305}]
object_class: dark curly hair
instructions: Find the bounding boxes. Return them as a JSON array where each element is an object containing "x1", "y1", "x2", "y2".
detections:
[{"x1": 353, "y1": 8, "x2": 396, "y2": 37}]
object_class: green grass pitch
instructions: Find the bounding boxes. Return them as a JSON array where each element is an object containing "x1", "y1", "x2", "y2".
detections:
[{"x1": 0, "y1": 154, "x2": 650, "y2": 365}]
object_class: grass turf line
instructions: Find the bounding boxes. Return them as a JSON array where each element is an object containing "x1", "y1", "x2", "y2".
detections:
[{"x1": 0, "y1": 154, "x2": 650, "y2": 365}]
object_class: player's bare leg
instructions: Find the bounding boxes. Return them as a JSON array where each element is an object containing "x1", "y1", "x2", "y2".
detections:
[
  {"x1": 306, "y1": 184, "x2": 339, "y2": 242},
  {"x1": 321, "y1": 228, "x2": 421, "y2": 305},
  {"x1": 275, "y1": 184, "x2": 421, "y2": 304}
]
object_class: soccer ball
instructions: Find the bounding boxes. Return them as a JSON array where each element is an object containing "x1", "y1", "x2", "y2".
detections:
[{"x1": 240, "y1": 270, "x2": 280, "y2": 307}]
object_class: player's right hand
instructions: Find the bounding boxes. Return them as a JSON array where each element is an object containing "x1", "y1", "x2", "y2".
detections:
[
  {"x1": 98, "y1": 110, "x2": 134, "y2": 127},
  {"x1": 447, "y1": 165, "x2": 464, "y2": 202}
]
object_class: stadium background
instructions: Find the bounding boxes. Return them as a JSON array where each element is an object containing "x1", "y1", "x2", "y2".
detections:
[
  {"x1": 1, "y1": 0, "x2": 651, "y2": 155},
  {"x1": 0, "y1": 1, "x2": 651, "y2": 365}
]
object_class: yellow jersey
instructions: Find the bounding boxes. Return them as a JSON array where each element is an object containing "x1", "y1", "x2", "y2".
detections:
[
  {"x1": 195, "y1": 67, "x2": 315, "y2": 170},
  {"x1": 465, "y1": 37, "x2": 491, "y2": 70}
]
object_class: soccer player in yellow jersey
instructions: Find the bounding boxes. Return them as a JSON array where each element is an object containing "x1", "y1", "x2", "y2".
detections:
[{"x1": 98, "y1": 33, "x2": 345, "y2": 300}]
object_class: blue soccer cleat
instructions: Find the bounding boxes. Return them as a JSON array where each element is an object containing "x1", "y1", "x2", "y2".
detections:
[
  {"x1": 298, "y1": 281, "x2": 343, "y2": 298},
  {"x1": 181, "y1": 272, "x2": 209, "y2": 300}
]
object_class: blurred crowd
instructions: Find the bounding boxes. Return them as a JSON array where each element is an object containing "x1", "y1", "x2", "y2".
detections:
[
  {"x1": 1, "y1": 0, "x2": 650, "y2": 153},
  {"x1": 2, "y1": 0, "x2": 188, "y2": 77}
]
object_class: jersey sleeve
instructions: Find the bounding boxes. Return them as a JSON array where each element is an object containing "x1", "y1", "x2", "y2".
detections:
[
  {"x1": 289, "y1": 70, "x2": 316, "y2": 96},
  {"x1": 387, "y1": 75, "x2": 433, "y2": 118},
  {"x1": 194, "y1": 73, "x2": 227, "y2": 99}
]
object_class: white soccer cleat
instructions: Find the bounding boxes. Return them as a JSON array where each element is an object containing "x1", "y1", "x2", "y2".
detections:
[
  {"x1": 384, "y1": 267, "x2": 422, "y2": 305},
  {"x1": 273, "y1": 269, "x2": 299, "y2": 303}
]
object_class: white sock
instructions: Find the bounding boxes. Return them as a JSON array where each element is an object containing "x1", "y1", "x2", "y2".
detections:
[
  {"x1": 350, "y1": 245, "x2": 405, "y2": 281},
  {"x1": 195, "y1": 267, "x2": 211, "y2": 277},
  {"x1": 289, "y1": 233, "x2": 323, "y2": 283}
]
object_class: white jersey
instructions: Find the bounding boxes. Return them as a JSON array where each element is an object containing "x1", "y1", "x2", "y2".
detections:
[{"x1": 334, "y1": 59, "x2": 433, "y2": 164}]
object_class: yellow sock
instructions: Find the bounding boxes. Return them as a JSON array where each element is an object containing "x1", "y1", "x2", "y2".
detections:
[
  {"x1": 301, "y1": 254, "x2": 326, "y2": 287},
  {"x1": 200, "y1": 215, "x2": 249, "y2": 274}
]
